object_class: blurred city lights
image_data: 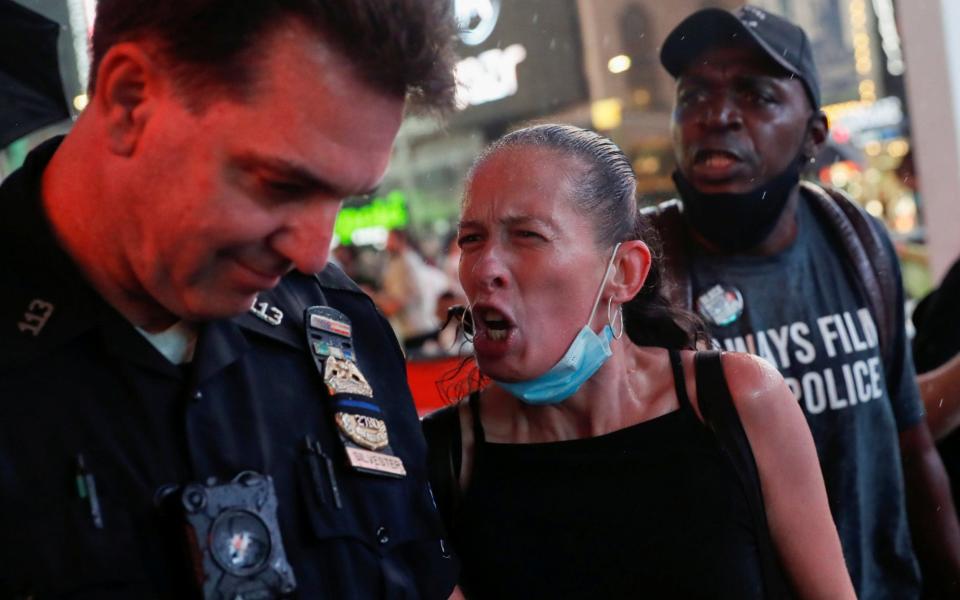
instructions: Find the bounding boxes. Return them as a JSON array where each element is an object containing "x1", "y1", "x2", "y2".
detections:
[
  {"x1": 591, "y1": 98, "x2": 622, "y2": 131},
  {"x1": 849, "y1": 0, "x2": 877, "y2": 102},
  {"x1": 831, "y1": 169, "x2": 850, "y2": 188},
  {"x1": 631, "y1": 88, "x2": 651, "y2": 106},
  {"x1": 607, "y1": 54, "x2": 632, "y2": 74},
  {"x1": 893, "y1": 196, "x2": 917, "y2": 232},
  {"x1": 454, "y1": 44, "x2": 527, "y2": 109},
  {"x1": 66, "y1": 0, "x2": 92, "y2": 90},
  {"x1": 634, "y1": 156, "x2": 660, "y2": 175},
  {"x1": 872, "y1": 0, "x2": 905, "y2": 76},
  {"x1": 865, "y1": 199, "x2": 884, "y2": 217},
  {"x1": 887, "y1": 139, "x2": 909, "y2": 158}
]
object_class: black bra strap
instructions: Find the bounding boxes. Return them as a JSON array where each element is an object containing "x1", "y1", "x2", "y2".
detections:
[
  {"x1": 468, "y1": 390, "x2": 486, "y2": 446},
  {"x1": 667, "y1": 349, "x2": 693, "y2": 413}
]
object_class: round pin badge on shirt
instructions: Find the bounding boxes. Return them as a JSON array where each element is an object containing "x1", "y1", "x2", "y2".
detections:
[{"x1": 696, "y1": 284, "x2": 745, "y2": 327}]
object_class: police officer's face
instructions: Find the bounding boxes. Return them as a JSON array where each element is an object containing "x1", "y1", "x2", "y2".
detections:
[
  {"x1": 670, "y1": 44, "x2": 816, "y2": 194},
  {"x1": 458, "y1": 147, "x2": 610, "y2": 382},
  {"x1": 123, "y1": 23, "x2": 404, "y2": 323}
]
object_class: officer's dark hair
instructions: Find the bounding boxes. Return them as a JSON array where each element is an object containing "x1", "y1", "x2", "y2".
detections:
[
  {"x1": 89, "y1": 0, "x2": 459, "y2": 113},
  {"x1": 468, "y1": 123, "x2": 705, "y2": 350}
]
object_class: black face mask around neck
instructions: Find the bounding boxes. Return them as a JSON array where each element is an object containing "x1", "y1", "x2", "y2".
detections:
[
  {"x1": 673, "y1": 118, "x2": 815, "y2": 253},
  {"x1": 672, "y1": 161, "x2": 800, "y2": 253}
]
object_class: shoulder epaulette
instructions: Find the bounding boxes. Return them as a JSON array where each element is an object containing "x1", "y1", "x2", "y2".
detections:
[
  {"x1": 0, "y1": 267, "x2": 98, "y2": 369},
  {"x1": 315, "y1": 263, "x2": 363, "y2": 294}
]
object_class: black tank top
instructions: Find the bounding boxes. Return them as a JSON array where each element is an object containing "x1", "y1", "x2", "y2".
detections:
[{"x1": 455, "y1": 350, "x2": 767, "y2": 599}]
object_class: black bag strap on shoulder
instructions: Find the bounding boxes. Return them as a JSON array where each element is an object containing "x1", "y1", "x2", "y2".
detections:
[
  {"x1": 800, "y1": 182, "x2": 897, "y2": 367},
  {"x1": 421, "y1": 403, "x2": 463, "y2": 536},
  {"x1": 694, "y1": 351, "x2": 792, "y2": 599},
  {"x1": 640, "y1": 199, "x2": 691, "y2": 310}
]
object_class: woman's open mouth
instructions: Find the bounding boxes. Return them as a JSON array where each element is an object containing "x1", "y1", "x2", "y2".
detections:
[
  {"x1": 480, "y1": 308, "x2": 512, "y2": 340},
  {"x1": 472, "y1": 305, "x2": 517, "y2": 358}
]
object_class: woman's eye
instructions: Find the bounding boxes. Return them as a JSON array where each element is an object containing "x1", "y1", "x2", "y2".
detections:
[
  {"x1": 515, "y1": 230, "x2": 545, "y2": 241},
  {"x1": 458, "y1": 234, "x2": 481, "y2": 247}
]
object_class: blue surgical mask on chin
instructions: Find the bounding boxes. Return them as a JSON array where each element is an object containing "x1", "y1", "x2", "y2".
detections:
[{"x1": 495, "y1": 243, "x2": 621, "y2": 405}]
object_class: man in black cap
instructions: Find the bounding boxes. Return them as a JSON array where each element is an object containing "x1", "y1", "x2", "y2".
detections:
[
  {"x1": 0, "y1": 1, "x2": 460, "y2": 598},
  {"x1": 654, "y1": 5, "x2": 960, "y2": 597}
]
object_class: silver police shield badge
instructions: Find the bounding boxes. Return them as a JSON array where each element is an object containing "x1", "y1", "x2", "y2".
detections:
[
  {"x1": 334, "y1": 412, "x2": 390, "y2": 451},
  {"x1": 323, "y1": 356, "x2": 374, "y2": 398}
]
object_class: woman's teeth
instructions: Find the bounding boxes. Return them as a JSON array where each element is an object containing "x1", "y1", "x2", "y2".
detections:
[
  {"x1": 483, "y1": 309, "x2": 509, "y2": 340},
  {"x1": 484, "y1": 309, "x2": 505, "y2": 321}
]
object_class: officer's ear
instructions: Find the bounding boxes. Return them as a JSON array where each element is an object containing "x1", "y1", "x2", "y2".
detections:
[
  {"x1": 91, "y1": 42, "x2": 163, "y2": 157},
  {"x1": 804, "y1": 110, "x2": 829, "y2": 160}
]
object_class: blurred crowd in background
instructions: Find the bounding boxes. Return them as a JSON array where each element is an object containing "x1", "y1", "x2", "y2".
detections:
[{"x1": 3, "y1": 0, "x2": 943, "y2": 307}]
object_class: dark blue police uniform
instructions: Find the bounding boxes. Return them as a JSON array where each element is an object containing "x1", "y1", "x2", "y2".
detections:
[{"x1": 0, "y1": 138, "x2": 457, "y2": 599}]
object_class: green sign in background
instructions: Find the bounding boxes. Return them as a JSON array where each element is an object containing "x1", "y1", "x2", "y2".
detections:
[{"x1": 334, "y1": 190, "x2": 409, "y2": 245}]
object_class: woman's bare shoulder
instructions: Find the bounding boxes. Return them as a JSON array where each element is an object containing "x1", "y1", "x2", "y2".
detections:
[
  {"x1": 677, "y1": 350, "x2": 792, "y2": 421},
  {"x1": 720, "y1": 352, "x2": 787, "y2": 403},
  {"x1": 718, "y1": 352, "x2": 802, "y2": 435}
]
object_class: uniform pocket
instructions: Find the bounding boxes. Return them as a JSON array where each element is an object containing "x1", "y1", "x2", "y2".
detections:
[
  {"x1": 295, "y1": 452, "x2": 445, "y2": 551},
  {"x1": 5, "y1": 497, "x2": 150, "y2": 598},
  {"x1": 294, "y1": 455, "x2": 457, "y2": 599}
]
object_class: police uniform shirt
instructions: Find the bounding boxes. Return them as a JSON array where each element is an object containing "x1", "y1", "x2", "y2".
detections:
[{"x1": 0, "y1": 137, "x2": 457, "y2": 599}]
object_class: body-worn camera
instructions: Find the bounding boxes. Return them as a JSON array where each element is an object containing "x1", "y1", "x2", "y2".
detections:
[{"x1": 159, "y1": 471, "x2": 297, "y2": 599}]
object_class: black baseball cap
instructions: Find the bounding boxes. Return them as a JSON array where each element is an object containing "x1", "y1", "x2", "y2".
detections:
[{"x1": 660, "y1": 5, "x2": 821, "y2": 109}]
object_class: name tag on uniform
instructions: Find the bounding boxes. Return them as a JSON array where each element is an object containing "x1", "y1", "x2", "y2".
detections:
[
  {"x1": 305, "y1": 306, "x2": 406, "y2": 478},
  {"x1": 344, "y1": 447, "x2": 407, "y2": 477}
]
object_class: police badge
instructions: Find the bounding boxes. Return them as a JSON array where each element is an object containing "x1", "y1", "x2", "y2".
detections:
[
  {"x1": 334, "y1": 412, "x2": 389, "y2": 450},
  {"x1": 323, "y1": 356, "x2": 374, "y2": 398},
  {"x1": 304, "y1": 306, "x2": 406, "y2": 478}
]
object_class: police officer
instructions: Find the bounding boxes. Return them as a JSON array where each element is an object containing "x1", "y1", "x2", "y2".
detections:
[{"x1": 0, "y1": 1, "x2": 459, "y2": 598}]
